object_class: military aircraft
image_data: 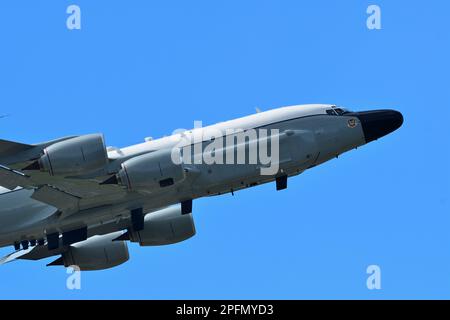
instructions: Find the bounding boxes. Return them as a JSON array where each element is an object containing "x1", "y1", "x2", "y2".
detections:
[{"x1": 0, "y1": 104, "x2": 403, "y2": 270}]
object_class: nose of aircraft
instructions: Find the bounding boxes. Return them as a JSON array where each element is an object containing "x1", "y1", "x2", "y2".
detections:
[{"x1": 354, "y1": 110, "x2": 404, "y2": 143}]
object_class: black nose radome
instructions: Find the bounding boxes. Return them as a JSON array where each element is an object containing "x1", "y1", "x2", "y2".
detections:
[{"x1": 354, "y1": 110, "x2": 403, "y2": 143}]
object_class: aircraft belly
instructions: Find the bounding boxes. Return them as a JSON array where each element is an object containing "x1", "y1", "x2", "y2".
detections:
[{"x1": 0, "y1": 188, "x2": 56, "y2": 235}]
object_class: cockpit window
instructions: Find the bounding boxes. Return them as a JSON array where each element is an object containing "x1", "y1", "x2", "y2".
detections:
[{"x1": 326, "y1": 106, "x2": 351, "y2": 116}]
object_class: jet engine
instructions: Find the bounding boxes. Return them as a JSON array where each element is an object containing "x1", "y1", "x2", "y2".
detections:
[
  {"x1": 126, "y1": 205, "x2": 196, "y2": 246},
  {"x1": 27, "y1": 134, "x2": 108, "y2": 176},
  {"x1": 23, "y1": 134, "x2": 108, "y2": 176},
  {"x1": 59, "y1": 232, "x2": 129, "y2": 271},
  {"x1": 38, "y1": 134, "x2": 108, "y2": 175},
  {"x1": 116, "y1": 148, "x2": 186, "y2": 191}
]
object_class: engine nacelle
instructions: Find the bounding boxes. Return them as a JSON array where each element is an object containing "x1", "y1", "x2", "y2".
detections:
[
  {"x1": 61, "y1": 232, "x2": 129, "y2": 271},
  {"x1": 117, "y1": 148, "x2": 186, "y2": 191},
  {"x1": 38, "y1": 134, "x2": 108, "y2": 176},
  {"x1": 129, "y1": 205, "x2": 196, "y2": 246}
]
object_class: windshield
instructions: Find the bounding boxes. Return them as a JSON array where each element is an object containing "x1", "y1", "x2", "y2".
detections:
[{"x1": 326, "y1": 106, "x2": 351, "y2": 115}]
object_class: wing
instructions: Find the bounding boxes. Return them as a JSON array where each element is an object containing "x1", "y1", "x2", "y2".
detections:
[
  {"x1": 0, "y1": 165, "x2": 30, "y2": 190},
  {"x1": 0, "y1": 241, "x2": 66, "y2": 265},
  {"x1": 0, "y1": 139, "x2": 33, "y2": 155},
  {"x1": 0, "y1": 247, "x2": 35, "y2": 265},
  {"x1": 0, "y1": 137, "x2": 130, "y2": 216},
  {"x1": 0, "y1": 165, "x2": 129, "y2": 216}
]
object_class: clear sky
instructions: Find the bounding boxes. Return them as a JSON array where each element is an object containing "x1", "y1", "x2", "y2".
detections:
[{"x1": 0, "y1": 0, "x2": 449, "y2": 299}]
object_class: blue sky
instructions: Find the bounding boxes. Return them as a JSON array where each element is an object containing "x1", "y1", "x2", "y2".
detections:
[{"x1": 0, "y1": 0, "x2": 449, "y2": 299}]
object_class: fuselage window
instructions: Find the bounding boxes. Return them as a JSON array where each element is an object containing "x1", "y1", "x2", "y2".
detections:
[{"x1": 326, "y1": 109, "x2": 337, "y2": 115}]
